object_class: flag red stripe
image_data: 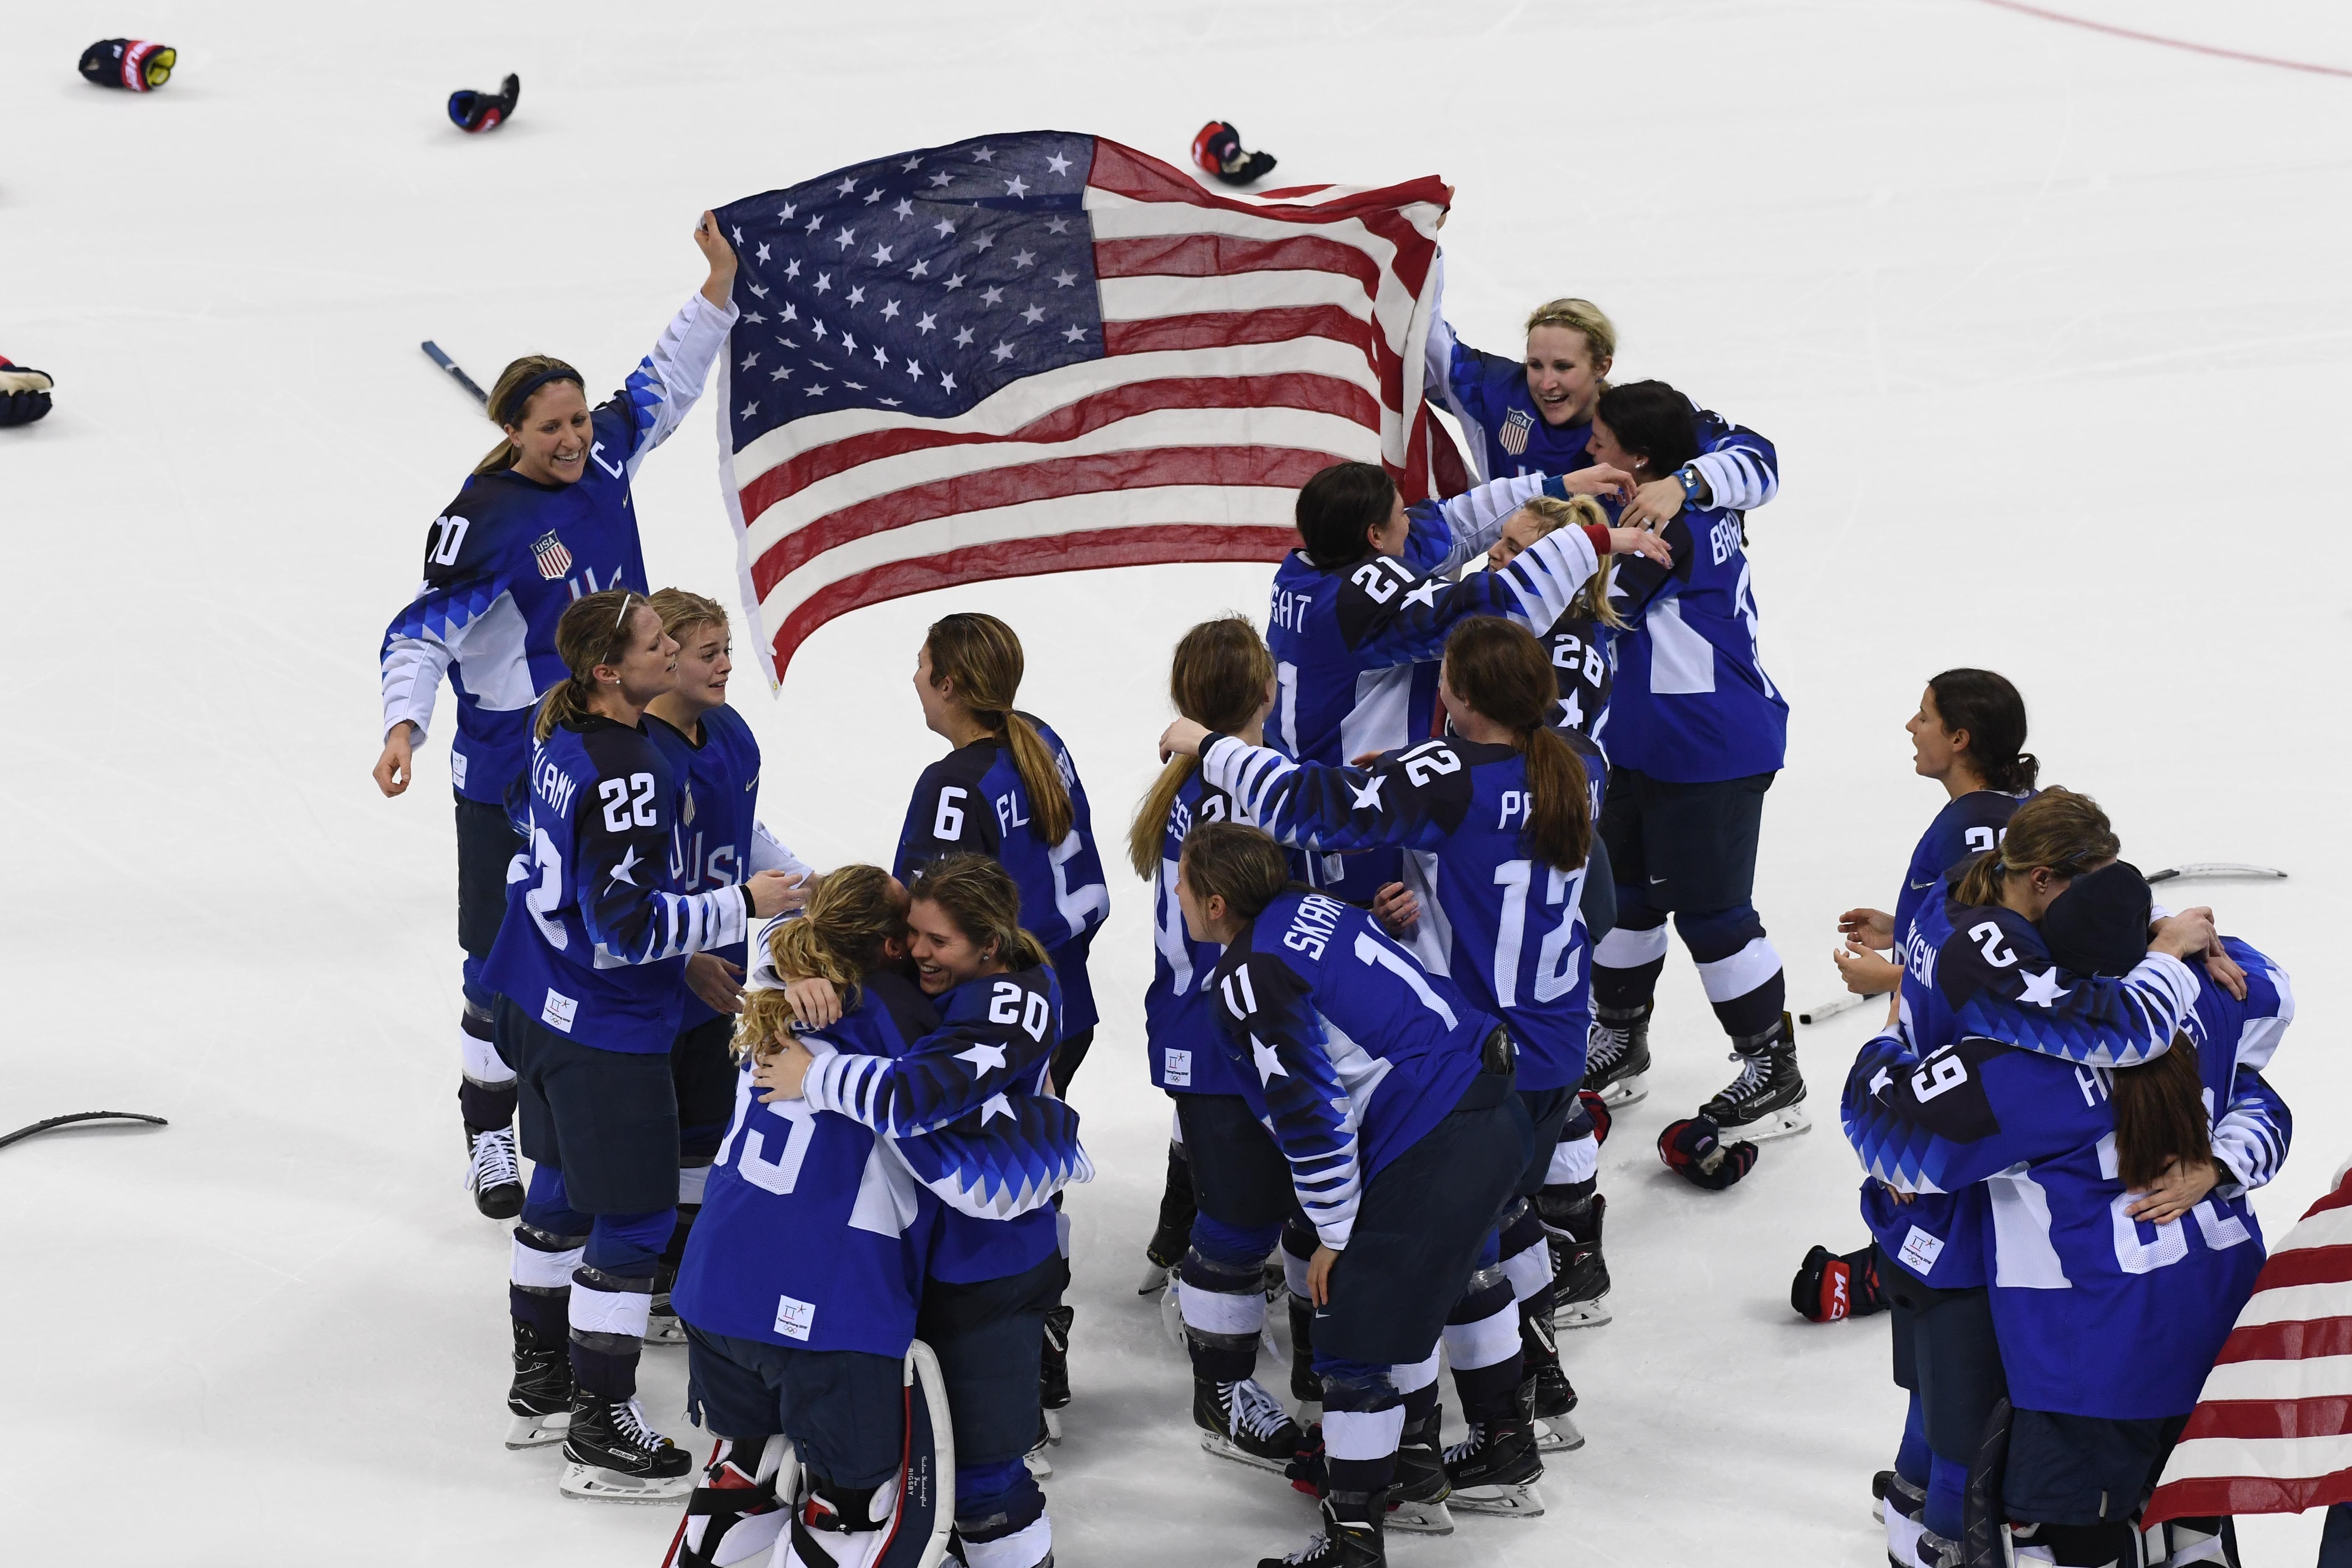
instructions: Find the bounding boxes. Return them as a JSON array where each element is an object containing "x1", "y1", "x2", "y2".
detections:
[
  {"x1": 1088, "y1": 139, "x2": 1450, "y2": 228},
  {"x1": 771, "y1": 523, "x2": 1296, "y2": 671},
  {"x1": 2214, "y1": 1314, "x2": 2352, "y2": 1365},
  {"x1": 2303, "y1": 1176, "x2": 2352, "y2": 1220},
  {"x1": 2250, "y1": 1244, "x2": 2352, "y2": 1293},
  {"x1": 2179, "y1": 1396, "x2": 2352, "y2": 1442},
  {"x1": 749, "y1": 444, "x2": 1338, "y2": 601},
  {"x1": 736, "y1": 374, "x2": 1379, "y2": 530},
  {"x1": 1103, "y1": 306, "x2": 1407, "y2": 412},
  {"x1": 1094, "y1": 233, "x2": 1381, "y2": 292},
  {"x1": 2146, "y1": 1467, "x2": 2352, "y2": 1525}
]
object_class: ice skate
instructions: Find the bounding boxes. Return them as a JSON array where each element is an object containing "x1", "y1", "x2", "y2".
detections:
[
  {"x1": 1582, "y1": 1005, "x2": 1651, "y2": 1108},
  {"x1": 504, "y1": 1318, "x2": 572, "y2": 1448},
  {"x1": 1259, "y1": 1495, "x2": 1385, "y2": 1568},
  {"x1": 1543, "y1": 1192, "x2": 1611, "y2": 1330},
  {"x1": 557, "y1": 1391, "x2": 693, "y2": 1502},
  {"x1": 1193, "y1": 1375, "x2": 1304, "y2": 1474},
  {"x1": 1442, "y1": 1419, "x2": 1545, "y2": 1518},
  {"x1": 1701, "y1": 1013, "x2": 1810, "y2": 1141},
  {"x1": 1024, "y1": 1411, "x2": 1054, "y2": 1480},
  {"x1": 1039, "y1": 1304, "x2": 1073, "y2": 1411},
  {"x1": 466, "y1": 1124, "x2": 524, "y2": 1220},
  {"x1": 1386, "y1": 1410, "x2": 1454, "y2": 1535},
  {"x1": 1519, "y1": 1366, "x2": 1585, "y2": 1454},
  {"x1": 677, "y1": 1437, "x2": 793, "y2": 1568},
  {"x1": 1871, "y1": 1467, "x2": 1925, "y2": 1525}
]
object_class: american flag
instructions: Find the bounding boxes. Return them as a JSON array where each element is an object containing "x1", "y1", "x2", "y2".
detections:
[
  {"x1": 2144, "y1": 1160, "x2": 2352, "y2": 1524},
  {"x1": 711, "y1": 132, "x2": 1455, "y2": 683}
]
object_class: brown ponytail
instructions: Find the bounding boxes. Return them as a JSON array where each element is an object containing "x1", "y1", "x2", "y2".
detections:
[
  {"x1": 532, "y1": 588, "x2": 648, "y2": 742},
  {"x1": 2110, "y1": 1032, "x2": 2211, "y2": 1189},
  {"x1": 1949, "y1": 787, "x2": 2119, "y2": 908},
  {"x1": 1442, "y1": 618, "x2": 1591, "y2": 872},
  {"x1": 909, "y1": 853, "x2": 1051, "y2": 973},
  {"x1": 1128, "y1": 616, "x2": 1276, "y2": 879},
  {"x1": 474, "y1": 355, "x2": 585, "y2": 477},
  {"x1": 736, "y1": 865, "x2": 907, "y2": 1060},
  {"x1": 923, "y1": 613, "x2": 1074, "y2": 845},
  {"x1": 1179, "y1": 821, "x2": 1295, "y2": 926}
]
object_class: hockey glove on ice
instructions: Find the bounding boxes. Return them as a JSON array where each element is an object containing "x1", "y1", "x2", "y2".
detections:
[
  {"x1": 1657, "y1": 1116, "x2": 1757, "y2": 1191},
  {"x1": 0, "y1": 360, "x2": 54, "y2": 427},
  {"x1": 1191, "y1": 120, "x2": 1277, "y2": 186},
  {"x1": 79, "y1": 39, "x2": 174, "y2": 90},
  {"x1": 449, "y1": 74, "x2": 520, "y2": 133},
  {"x1": 1790, "y1": 1243, "x2": 1887, "y2": 1322}
]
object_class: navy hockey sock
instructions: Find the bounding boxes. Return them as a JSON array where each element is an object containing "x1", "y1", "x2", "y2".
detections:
[
  {"x1": 1897, "y1": 1393, "x2": 1930, "y2": 1486},
  {"x1": 1320, "y1": 1358, "x2": 1404, "y2": 1497},
  {"x1": 1674, "y1": 905, "x2": 1785, "y2": 1039},
  {"x1": 1178, "y1": 1240, "x2": 1273, "y2": 1383},
  {"x1": 1926, "y1": 1450, "x2": 1966, "y2": 1541},
  {"x1": 569, "y1": 1207, "x2": 672, "y2": 1399}
]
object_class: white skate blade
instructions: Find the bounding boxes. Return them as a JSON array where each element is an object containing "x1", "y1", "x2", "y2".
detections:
[
  {"x1": 1138, "y1": 1260, "x2": 1174, "y2": 1296},
  {"x1": 1594, "y1": 1073, "x2": 1647, "y2": 1108},
  {"x1": 645, "y1": 1313, "x2": 689, "y2": 1348},
  {"x1": 1533, "y1": 1414, "x2": 1584, "y2": 1453},
  {"x1": 1043, "y1": 1408, "x2": 1062, "y2": 1444},
  {"x1": 1551, "y1": 1295, "x2": 1612, "y2": 1330},
  {"x1": 1446, "y1": 1481, "x2": 1545, "y2": 1519},
  {"x1": 1197, "y1": 1430, "x2": 1293, "y2": 1475},
  {"x1": 557, "y1": 1460, "x2": 694, "y2": 1504},
  {"x1": 504, "y1": 1410, "x2": 570, "y2": 1449},
  {"x1": 1022, "y1": 1446, "x2": 1053, "y2": 1480},
  {"x1": 1718, "y1": 1102, "x2": 1812, "y2": 1143},
  {"x1": 1384, "y1": 1497, "x2": 1455, "y2": 1535}
]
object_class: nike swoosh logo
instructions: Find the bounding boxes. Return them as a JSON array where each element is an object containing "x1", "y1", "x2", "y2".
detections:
[
  {"x1": 1649, "y1": 876, "x2": 1668, "y2": 885},
  {"x1": 1909, "y1": 879, "x2": 1936, "y2": 890}
]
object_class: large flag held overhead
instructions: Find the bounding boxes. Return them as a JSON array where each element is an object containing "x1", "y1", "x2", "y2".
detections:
[
  {"x1": 712, "y1": 132, "x2": 1453, "y2": 684},
  {"x1": 2144, "y1": 1160, "x2": 2352, "y2": 1524}
]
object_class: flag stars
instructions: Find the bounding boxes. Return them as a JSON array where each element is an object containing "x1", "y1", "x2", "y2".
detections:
[
  {"x1": 1045, "y1": 150, "x2": 1072, "y2": 175},
  {"x1": 933, "y1": 217, "x2": 956, "y2": 239},
  {"x1": 904, "y1": 357, "x2": 922, "y2": 378},
  {"x1": 928, "y1": 171, "x2": 953, "y2": 188},
  {"x1": 739, "y1": 401, "x2": 758, "y2": 418},
  {"x1": 747, "y1": 283, "x2": 769, "y2": 299},
  {"x1": 939, "y1": 372, "x2": 956, "y2": 393},
  {"x1": 981, "y1": 286, "x2": 1005, "y2": 306},
  {"x1": 1004, "y1": 175, "x2": 1029, "y2": 198},
  {"x1": 810, "y1": 320, "x2": 828, "y2": 340},
  {"x1": 869, "y1": 243, "x2": 894, "y2": 264},
  {"x1": 755, "y1": 242, "x2": 771, "y2": 263},
  {"x1": 915, "y1": 312, "x2": 938, "y2": 334},
  {"x1": 837, "y1": 176, "x2": 858, "y2": 196},
  {"x1": 847, "y1": 285, "x2": 866, "y2": 306},
  {"x1": 844, "y1": 379, "x2": 865, "y2": 390},
  {"x1": 769, "y1": 365, "x2": 791, "y2": 380},
  {"x1": 784, "y1": 259, "x2": 800, "y2": 280},
  {"x1": 1020, "y1": 304, "x2": 1045, "y2": 325},
  {"x1": 805, "y1": 215, "x2": 822, "y2": 234},
  {"x1": 834, "y1": 227, "x2": 857, "y2": 250},
  {"x1": 1011, "y1": 249, "x2": 1036, "y2": 269},
  {"x1": 805, "y1": 384, "x2": 827, "y2": 396},
  {"x1": 813, "y1": 273, "x2": 832, "y2": 294},
  {"x1": 881, "y1": 299, "x2": 901, "y2": 320},
  {"x1": 872, "y1": 344, "x2": 889, "y2": 366},
  {"x1": 953, "y1": 326, "x2": 975, "y2": 347},
  {"x1": 893, "y1": 197, "x2": 915, "y2": 219},
  {"x1": 1062, "y1": 324, "x2": 1086, "y2": 343},
  {"x1": 906, "y1": 259, "x2": 929, "y2": 279},
  {"x1": 879, "y1": 396, "x2": 901, "y2": 407},
  {"x1": 841, "y1": 332, "x2": 858, "y2": 352},
  {"x1": 972, "y1": 145, "x2": 996, "y2": 163},
  {"x1": 1045, "y1": 218, "x2": 1070, "y2": 234},
  {"x1": 944, "y1": 273, "x2": 966, "y2": 291},
  {"x1": 742, "y1": 311, "x2": 766, "y2": 326},
  {"x1": 778, "y1": 202, "x2": 797, "y2": 220},
  {"x1": 990, "y1": 340, "x2": 1015, "y2": 362},
  {"x1": 780, "y1": 303, "x2": 798, "y2": 322},
  {"x1": 973, "y1": 233, "x2": 996, "y2": 253},
  {"x1": 863, "y1": 188, "x2": 883, "y2": 205},
  {"x1": 1052, "y1": 269, "x2": 1076, "y2": 287},
  {"x1": 739, "y1": 351, "x2": 760, "y2": 369},
  {"x1": 900, "y1": 154, "x2": 921, "y2": 172},
  {"x1": 731, "y1": 225, "x2": 744, "y2": 243}
]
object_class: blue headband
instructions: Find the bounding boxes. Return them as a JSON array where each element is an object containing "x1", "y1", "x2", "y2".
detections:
[{"x1": 498, "y1": 365, "x2": 583, "y2": 426}]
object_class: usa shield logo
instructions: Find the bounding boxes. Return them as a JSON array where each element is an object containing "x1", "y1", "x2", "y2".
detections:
[
  {"x1": 1499, "y1": 407, "x2": 1534, "y2": 457},
  {"x1": 531, "y1": 531, "x2": 574, "y2": 580}
]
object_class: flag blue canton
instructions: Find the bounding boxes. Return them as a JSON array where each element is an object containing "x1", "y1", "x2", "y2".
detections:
[{"x1": 716, "y1": 133, "x2": 1105, "y2": 444}]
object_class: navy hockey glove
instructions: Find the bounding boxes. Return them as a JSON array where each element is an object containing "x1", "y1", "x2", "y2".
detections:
[
  {"x1": 1790, "y1": 1243, "x2": 1886, "y2": 1322},
  {"x1": 0, "y1": 360, "x2": 53, "y2": 427},
  {"x1": 79, "y1": 38, "x2": 175, "y2": 90},
  {"x1": 449, "y1": 73, "x2": 520, "y2": 133},
  {"x1": 1577, "y1": 1088, "x2": 1613, "y2": 1146},
  {"x1": 1191, "y1": 120, "x2": 1277, "y2": 187},
  {"x1": 1657, "y1": 1116, "x2": 1756, "y2": 1191}
]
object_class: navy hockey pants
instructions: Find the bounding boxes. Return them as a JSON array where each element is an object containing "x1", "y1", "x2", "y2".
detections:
[{"x1": 683, "y1": 1326, "x2": 905, "y2": 1490}]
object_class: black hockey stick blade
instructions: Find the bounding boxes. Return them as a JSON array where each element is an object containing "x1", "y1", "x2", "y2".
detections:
[
  {"x1": 0, "y1": 1111, "x2": 168, "y2": 1152},
  {"x1": 421, "y1": 340, "x2": 490, "y2": 404},
  {"x1": 2144, "y1": 863, "x2": 2288, "y2": 885}
]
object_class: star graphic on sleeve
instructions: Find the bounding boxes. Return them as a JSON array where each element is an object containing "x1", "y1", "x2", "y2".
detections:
[
  {"x1": 991, "y1": 341, "x2": 1015, "y2": 362},
  {"x1": 956, "y1": 1040, "x2": 1008, "y2": 1074},
  {"x1": 1062, "y1": 325, "x2": 1086, "y2": 343},
  {"x1": 1250, "y1": 1034, "x2": 1288, "y2": 1083},
  {"x1": 980, "y1": 1093, "x2": 1015, "y2": 1125},
  {"x1": 609, "y1": 845, "x2": 644, "y2": 887},
  {"x1": 1401, "y1": 578, "x2": 1446, "y2": 610},
  {"x1": 1348, "y1": 775, "x2": 1387, "y2": 811},
  {"x1": 1019, "y1": 304, "x2": 1045, "y2": 324},
  {"x1": 1004, "y1": 175, "x2": 1029, "y2": 198},
  {"x1": 2017, "y1": 967, "x2": 2070, "y2": 1008},
  {"x1": 892, "y1": 197, "x2": 914, "y2": 218},
  {"x1": 953, "y1": 326, "x2": 975, "y2": 347},
  {"x1": 1045, "y1": 150, "x2": 1072, "y2": 175},
  {"x1": 1052, "y1": 269, "x2": 1076, "y2": 287}
]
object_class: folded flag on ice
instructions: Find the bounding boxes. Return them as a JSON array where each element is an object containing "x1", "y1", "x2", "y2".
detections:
[
  {"x1": 2144, "y1": 1159, "x2": 2352, "y2": 1523},
  {"x1": 712, "y1": 132, "x2": 1454, "y2": 684}
]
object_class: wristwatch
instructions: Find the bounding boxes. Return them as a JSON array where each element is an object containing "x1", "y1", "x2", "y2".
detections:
[{"x1": 1674, "y1": 465, "x2": 1708, "y2": 506}]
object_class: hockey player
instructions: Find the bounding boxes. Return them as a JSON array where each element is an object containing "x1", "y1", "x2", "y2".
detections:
[
  {"x1": 1167, "y1": 616, "x2": 1611, "y2": 1475},
  {"x1": 666, "y1": 865, "x2": 936, "y2": 1568},
  {"x1": 1422, "y1": 264, "x2": 1780, "y2": 530},
  {"x1": 1484, "y1": 495, "x2": 1619, "y2": 743},
  {"x1": 374, "y1": 212, "x2": 739, "y2": 1219},
  {"x1": 1579, "y1": 380, "x2": 1799, "y2": 1146},
  {"x1": 1180, "y1": 821, "x2": 1534, "y2": 1566},
  {"x1": 1848, "y1": 874, "x2": 2287, "y2": 1568},
  {"x1": 759, "y1": 855, "x2": 1081, "y2": 1568},
  {"x1": 1832, "y1": 670, "x2": 2040, "y2": 1011},
  {"x1": 1127, "y1": 617, "x2": 1313, "y2": 1473},
  {"x1": 485, "y1": 591, "x2": 805, "y2": 1500},
  {"x1": 640, "y1": 589, "x2": 814, "y2": 1347},
  {"x1": 1269, "y1": 460, "x2": 1667, "y2": 904}
]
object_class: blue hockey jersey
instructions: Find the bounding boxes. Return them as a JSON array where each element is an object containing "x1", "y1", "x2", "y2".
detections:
[
  {"x1": 1203, "y1": 734, "x2": 1595, "y2": 1092},
  {"x1": 1268, "y1": 477, "x2": 1609, "y2": 902},
  {"x1": 482, "y1": 716, "x2": 750, "y2": 1054},
  {"x1": 1540, "y1": 611, "x2": 1614, "y2": 744},
  {"x1": 894, "y1": 716, "x2": 1108, "y2": 1039},
  {"x1": 1844, "y1": 1021, "x2": 2268, "y2": 1420},
  {"x1": 378, "y1": 291, "x2": 735, "y2": 803},
  {"x1": 646, "y1": 705, "x2": 815, "y2": 1031},
  {"x1": 800, "y1": 964, "x2": 1075, "y2": 1285},
  {"x1": 670, "y1": 974, "x2": 941, "y2": 1356},
  {"x1": 2186, "y1": 935, "x2": 2294, "y2": 1198},
  {"x1": 1891, "y1": 789, "x2": 2031, "y2": 955},
  {"x1": 1601, "y1": 502, "x2": 1787, "y2": 783},
  {"x1": 1207, "y1": 889, "x2": 1497, "y2": 1248},
  {"x1": 1423, "y1": 259, "x2": 1780, "y2": 506}
]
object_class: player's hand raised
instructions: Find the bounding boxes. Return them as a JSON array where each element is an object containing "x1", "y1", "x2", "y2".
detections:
[
  {"x1": 1559, "y1": 464, "x2": 1636, "y2": 504},
  {"x1": 696, "y1": 210, "x2": 739, "y2": 307},
  {"x1": 1606, "y1": 527, "x2": 1672, "y2": 566},
  {"x1": 1159, "y1": 717, "x2": 1211, "y2": 762},
  {"x1": 745, "y1": 869, "x2": 809, "y2": 918}
]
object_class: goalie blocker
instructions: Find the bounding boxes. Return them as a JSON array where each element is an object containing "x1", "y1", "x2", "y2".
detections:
[{"x1": 669, "y1": 1339, "x2": 955, "y2": 1568}]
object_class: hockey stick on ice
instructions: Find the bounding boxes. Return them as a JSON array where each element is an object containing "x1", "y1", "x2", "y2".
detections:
[
  {"x1": 2144, "y1": 862, "x2": 2288, "y2": 884},
  {"x1": 1798, "y1": 992, "x2": 1881, "y2": 1026},
  {"x1": 0, "y1": 1111, "x2": 168, "y2": 1152},
  {"x1": 421, "y1": 340, "x2": 490, "y2": 405}
]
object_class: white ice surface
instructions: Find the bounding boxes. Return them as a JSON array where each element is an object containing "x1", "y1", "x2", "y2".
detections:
[{"x1": 5, "y1": 1, "x2": 2350, "y2": 1561}]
